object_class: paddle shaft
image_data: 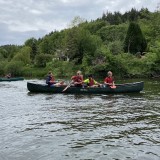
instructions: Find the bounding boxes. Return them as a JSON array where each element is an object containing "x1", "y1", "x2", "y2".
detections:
[{"x1": 62, "y1": 81, "x2": 72, "y2": 92}]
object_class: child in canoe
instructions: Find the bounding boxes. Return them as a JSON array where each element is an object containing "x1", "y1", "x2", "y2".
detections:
[{"x1": 83, "y1": 74, "x2": 101, "y2": 87}]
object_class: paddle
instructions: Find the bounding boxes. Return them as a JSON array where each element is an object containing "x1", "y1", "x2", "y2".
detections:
[{"x1": 62, "y1": 81, "x2": 72, "y2": 92}]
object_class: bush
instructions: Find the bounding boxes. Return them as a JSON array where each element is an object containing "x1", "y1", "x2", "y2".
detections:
[
  {"x1": 22, "y1": 66, "x2": 47, "y2": 78},
  {"x1": 46, "y1": 60, "x2": 79, "y2": 78},
  {"x1": 0, "y1": 60, "x2": 8, "y2": 76},
  {"x1": 5, "y1": 61, "x2": 24, "y2": 76},
  {"x1": 35, "y1": 54, "x2": 53, "y2": 67}
]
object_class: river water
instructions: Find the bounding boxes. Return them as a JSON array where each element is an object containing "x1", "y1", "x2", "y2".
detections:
[{"x1": 0, "y1": 79, "x2": 160, "y2": 160}]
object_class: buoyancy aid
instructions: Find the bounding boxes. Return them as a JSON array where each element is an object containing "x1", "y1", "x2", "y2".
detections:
[
  {"x1": 104, "y1": 77, "x2": 114, "y2": 84},
  {"x1": 72, "y1": 75, "x2": 83, "y2": 83},
  {"x1": 46, "y1": 75, "x2": 55, "y2": 85}
]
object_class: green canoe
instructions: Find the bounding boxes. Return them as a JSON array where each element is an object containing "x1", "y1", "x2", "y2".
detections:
[
  {"x1": 0, "y1": 77, "x2": 24, "y2": 82},
  {"x1": 27, "y1": 81, "x2": 144, "y2": 94}
]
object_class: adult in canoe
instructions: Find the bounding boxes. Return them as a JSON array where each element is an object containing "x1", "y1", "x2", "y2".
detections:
[
  {"x1": 104, "y1": 71, "x2": 116, "y2": 88},
  {"x1": 71, "y1": 70, "x2": 83, "y2": 87},
  {"x1": 46, "y1": 71, "x2": 65, "y2": 87}
]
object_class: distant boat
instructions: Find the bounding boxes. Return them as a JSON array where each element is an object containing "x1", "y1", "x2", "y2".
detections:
[
  {"x1": 27, "y1": 81, "x2": 144, "y2": 94},
  {"x1": 0, "y1": 77, "x2": 24, "y2": 82}
]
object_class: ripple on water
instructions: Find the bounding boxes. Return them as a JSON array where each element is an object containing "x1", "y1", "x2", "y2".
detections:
[{"x1": 0, "y1": 80, "x2": 160, "y2": 160}]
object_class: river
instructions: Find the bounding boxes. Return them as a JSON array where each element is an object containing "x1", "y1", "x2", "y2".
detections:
[{"x1": 0, "y1": 79, "x2": 160, "y2": 160}]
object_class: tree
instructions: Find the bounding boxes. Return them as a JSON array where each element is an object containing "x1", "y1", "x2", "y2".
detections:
[
  {"x1": 35, "y1": 54, "x2": 52, "y2": 67},
  {"x1": 12, "y1": 46, "x2": 31, "y2": 65},
  {"x1": 150, "y1": 10, "x2": 160, "y2": 41},
  {"x1": 123, "y1": 22, "x2": 147, "y2": 54},
  {"x1": 108, "y1": 40, "x2": 124, "y2": 55},
  {"x1": 69, "y1": 16, "x2": 85, "y2": 28},
  {"x1": 25, "y1": 38, "x2": 38, "y2": 61},
  {"x1": 128, "y1": 8, "x2": 139, "y2": 21}
]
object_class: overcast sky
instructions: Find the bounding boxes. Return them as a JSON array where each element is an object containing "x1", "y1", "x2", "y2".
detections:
[{"x1": 0, "y1": 0, "x2": 159, "y2": 46}]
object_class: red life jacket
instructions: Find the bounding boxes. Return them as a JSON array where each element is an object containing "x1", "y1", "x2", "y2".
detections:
[
  {"x1": 72, "y1": 75, "x2": 83, "y2": 83},
  {"x1": 89, "y1": 79, "x2": 95, "y2": 86},
  {"x1": 50, "y1": 76, "x2": 55, "y2": 82},
  {"x1": 104, "y1": 77, "x2": 114, "y2": 84}
]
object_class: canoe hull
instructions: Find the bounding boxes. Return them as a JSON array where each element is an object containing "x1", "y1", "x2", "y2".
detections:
[
  {"x1": 0, "y1": 77, "x2": 24, "y2": 82},
  {"x1": 27, "y1": 81, "x2": 144, "y2": 94}
]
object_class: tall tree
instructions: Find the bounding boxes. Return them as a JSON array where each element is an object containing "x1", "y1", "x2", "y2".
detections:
[
  {"x1": 25, "y1": 38, "x2": 38, "y2": 61},
  {"x1": 123, "y1": 22, "x2": 147, "y2": 54}
]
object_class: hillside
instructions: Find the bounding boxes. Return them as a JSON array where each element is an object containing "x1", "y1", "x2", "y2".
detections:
[{"x1": 0, "y1": 8, "x2": 160, "y2": 78}]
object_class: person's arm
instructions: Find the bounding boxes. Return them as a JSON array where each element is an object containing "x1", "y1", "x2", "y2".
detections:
[
  {"x1": 75, "y1": 76, "x2": 83, "y2": 84},
  {"x1": 112, "y1": 77, "x2": 115, "y2": 85},
  {"x1": 83, "y1": 79, "x2": 89, "y2": 84},
  {"x1": 83, "y1": 79, "x2": 91, "y2": 86},
  {"x1": 104, "y1": 78, "x2": 109, "y2": 85},
  {"x1": 94, "y1": 80, "x2": 101, "y2": 86},
  {"x1": 94, "y1": 80, "x2": 98, "y2": 84}
]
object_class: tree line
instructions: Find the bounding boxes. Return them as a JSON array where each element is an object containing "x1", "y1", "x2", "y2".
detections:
[{"x1": 0, "y1": 7, "x2": 160, "y2": 79}]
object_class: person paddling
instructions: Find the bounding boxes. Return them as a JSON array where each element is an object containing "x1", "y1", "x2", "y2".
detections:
[
  {"x1": 104, "y1": 71, "x2": 116, "y2": 88},
  {"x1": 46, "y1": 71, "x2": 65, "y2": 87},
  {"x1": 71, "y1": 70, "x2": 83, "y2": 87}
]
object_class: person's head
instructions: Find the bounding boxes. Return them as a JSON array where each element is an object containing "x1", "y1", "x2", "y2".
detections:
[
  {"x1": 77, "y1": 70, "x2": 82, "y2": 75},
  {"x1": 88, "y1": 74, "x2": 93, "y2": 80},
  {"x1": 107, "y1": 71, "x2": 112, "y2": 77},
  {"x1": 48, "y1": 71, "x2": 53, "y2": 76}
]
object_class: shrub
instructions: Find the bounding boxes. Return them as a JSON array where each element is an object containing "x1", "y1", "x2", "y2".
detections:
[
  {"x1": 35, "y1": 54, "x2": 53, "y2": 67},
  {"x1": 5, "y1": 61, "x2": 24, "y2": 76}
]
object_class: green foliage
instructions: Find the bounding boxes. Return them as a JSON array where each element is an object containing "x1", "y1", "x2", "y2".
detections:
[
  {"x1": 46, "y1": 60, "x2": 77, "y2": 78},
  {"x1": 81, "y1": 20, "x2": 107, "y2": 34},
  {"x1": 149, "y1": 41, "x2": 160, "y2": 73},
  {"x1": 38, "y1": 38, "x2": 50, "y2": 54},
  {"x1": 63, "y1": 27, "x2": 79, "y2": 62},
  {"x1": 102, "y1": 11, "x2": 123, "y2": 25},
  {"x1": 38, "y1": 31, "x2": 65, "y2": 56},
  {"x1": 1, "y1": 8, "x2": 160, "y2": 78},
  {"x1": 97, "y1": 24, "x2": 127, "y2": 43},
  {"x1": 108, "y1": 40, "x2": 124, "y2": 55},
  {"x1": 35, "y1": 54, "x2": 53, "y2": 67},
  {"x1": 0, "y1": 48, "x2": 7, "y2": 58},
  {"x1": 113, "y1": 52, "x2": 158, "y2": 77},
  {"x1": 25, "y1": 38, "x2": 38, "y2": 60},
  {"x1": 12, "y1": 46, "x2": 31, "y2": 65},
  {"x1": 0, "y1": 60, "x2": 8, "y2": 76},
  {"x1": 123, "y1": 22, "x2": 147, "y2": 54},
  {"x1": 0, "y1": 45, "x2": 20, "y2": 60},
  {"x1": 5, "y1": 61, "x2": 24, "y2": 76},
  {"x1": 82, "y1": 46, "x2": 109, "y2": 76},
  {"x1": 150, "y1": 11, "x2": 160, "y2": 41},
  {"x1": 64, "y1": 27, "x2": 102, "y2": 64},
  {"x1": 22, "y1": 66, "x2": 47, "y2": 78},
  {"x1": 102, "y1": 8, "x2": 151, "y2": 24}
]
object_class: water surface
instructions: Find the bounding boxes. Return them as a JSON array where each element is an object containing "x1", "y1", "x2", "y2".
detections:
[{"x1": 0, "y1": 79, "x2": 160, "y2": 160}]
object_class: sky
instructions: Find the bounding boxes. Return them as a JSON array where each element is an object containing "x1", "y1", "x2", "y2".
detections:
[{"x1": 0, "y1": 0, "x2": 159, "y2": 46}]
